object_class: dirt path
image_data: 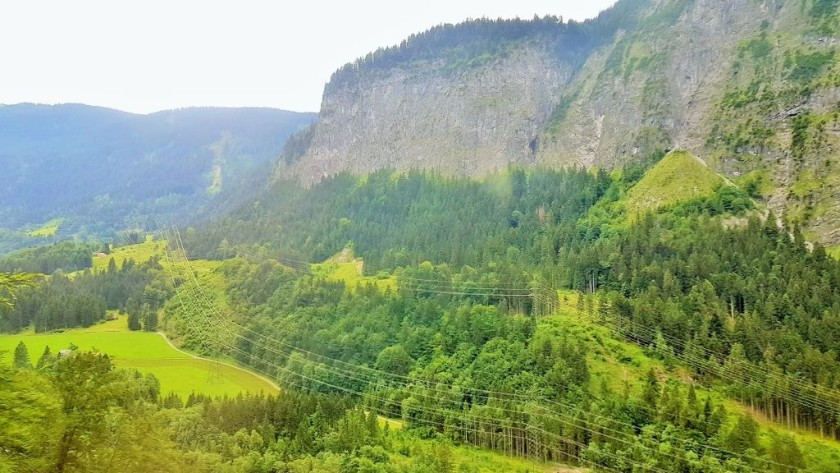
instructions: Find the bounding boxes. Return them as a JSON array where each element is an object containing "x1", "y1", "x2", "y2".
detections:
[{"x1": 155, "y1": 331, "x2": 281, "y2": 391}]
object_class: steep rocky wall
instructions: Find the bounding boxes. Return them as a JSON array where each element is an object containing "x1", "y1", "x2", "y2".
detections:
[
  {"x1": 285, "y1": 47, "x2": 575, "y2": 184},
  {"x1": 536, "y1": 0, "x2": 768, "y2": 168}
]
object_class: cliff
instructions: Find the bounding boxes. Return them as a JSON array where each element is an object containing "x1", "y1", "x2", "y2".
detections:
[{"x1": 278, "y1": 0, "x2": 840, "y2": 243}]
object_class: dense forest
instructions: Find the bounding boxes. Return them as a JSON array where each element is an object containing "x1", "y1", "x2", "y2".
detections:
[
  {"x1": 0, "y1": 255, "x2": 166, "y2": 333},
  {"x1": 6, "y1": 154, "x2": 840, "y2": 471},
  {"x1": 163, "y1": 158, "x2": 840, "y2": 471},
  {"x1": 3, "y1": 347, "x2": 497, "y2": 473}
]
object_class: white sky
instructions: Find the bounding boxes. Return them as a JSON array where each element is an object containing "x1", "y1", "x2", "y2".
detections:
[{"x1": 0, "y1": 0, "x2": 617, "y2": 114}]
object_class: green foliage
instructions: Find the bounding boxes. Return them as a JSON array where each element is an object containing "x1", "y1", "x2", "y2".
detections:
[
  {"x1": 0, "y1": 271, "x2": 36, "y2": 311},
  {"x1": 26, "y1": 218, "x2": 62, "y2": 237},
  {"x1": 13, "y1": 340, "x2": 30, "y2": 369},
  {"x1": 375, "y1": 345, "x2": 414, "y2": 377},
  {"x1": 809, "y1": 0, "x2": 840, "y2": 18},
  {"x1": 128, "y1": 309, "x2": 142, "y2": 331},
  {"x1": 327, "y1": 13, "x2": 634, "y2": 90},
  {"x1": 1, "y1": 256, "x2": 159, "y2": 333},
  {"x1": 0, "y1": 322, "x2": 276, "y2": 399},
  {"x1": 668, "y1": 184, "x2": 754, "y2": 216},
  {"x1": 0, "y1": 104, "x2": 315, "y2": 252},
  {"x1": 281, "y1": 124, "x2": 316, "y2": 166},
  {"x1": 623, "y1": 150, "x2": 724, "y2": 215},
  {"x1": 0, "y1": 241, "x2": 94, "y2": 274},
  {"x1": 740, "y1": 34, "x2": 773, "y2": 61},
  {"x1": 786, "y1": 50, "x2": 835, "y2": 84},
  {"x1": 736, "y1": 168, "x2": 774, "y2": 198},
  {"x1": 183, "y1": 168, "x2": 608, "y2": 273},
  {"x1": 0, "y1": 363, "x2": 62, "y2": 472}
]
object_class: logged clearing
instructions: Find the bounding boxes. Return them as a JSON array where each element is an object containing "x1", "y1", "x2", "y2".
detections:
[{"x1": 311, "y1": 248, "x2": 397, "y2": 293}]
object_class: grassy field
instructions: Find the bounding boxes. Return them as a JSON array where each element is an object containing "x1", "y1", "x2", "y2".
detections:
[
  {"x1": 0, "y1": 315, "x2": 277, "y2": 399},
  {"x1": 624, "y1": 150, "x2": 723, "y2": 215},
  {"x1": 387, "y1": 433, "x2": 569, "y2": 473},
  {"x1": 92, "y1": 236, "x2": 165, "y2": 271},
  {"x1": 551, "y1": 290, "x2": 840, "y2": 470},
  {"x1": 828, "y1": 246, "x2": 840, "y2": 260},
  {"x1": 311, "y1": 248, "x2": 397, "y2": 293},
  {"x1": 26, "y1": 219, "x2": 62, "y2": 237}
]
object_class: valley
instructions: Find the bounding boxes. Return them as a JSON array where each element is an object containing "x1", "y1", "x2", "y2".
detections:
[{"x1": 3, "y1": 0, "x2": 840, "y2": 472}]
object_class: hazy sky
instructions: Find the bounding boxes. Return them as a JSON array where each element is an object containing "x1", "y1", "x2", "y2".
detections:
[{"x1": 1, "y1": 0, "x2": 617, "y2": 114}]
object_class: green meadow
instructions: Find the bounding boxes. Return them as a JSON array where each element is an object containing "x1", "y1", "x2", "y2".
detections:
[
  {"x1": 310, "y1": 248, "x2": 397, "y2": 293},
  {"x1": 0, "y1": 315, "x2": 277, "y2": 399},
  {"x1": 26, "y1": 219, "x2": 62, "y2": 237},
  {"x1": 92, "y1": 236, "x2": 165, "y2": 271},
  {"x1": 623, "y1": 150, "x2": 723, "y2": 215}
]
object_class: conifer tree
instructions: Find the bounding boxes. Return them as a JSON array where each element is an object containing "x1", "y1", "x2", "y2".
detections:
[
  {"x1": 13, "y1": 341, "x2": 31, "y2": 369},
  {"x1": 143, "y1": 307, "x2": 158, "y2": 332},
  {"x1": 36, "y1": 345, "x2": 52, "y2": 370},
  {"x1": 127, "y1": 310, "x2": 141, "y2": 331}
]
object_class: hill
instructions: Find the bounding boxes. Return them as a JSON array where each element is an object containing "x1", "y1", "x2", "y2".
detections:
[
  {"x1": 623, "y1": 149, "x2": 724, "y2": 213},
  {"x1": 0, "y1": 103, "x2": 315, "y2": 252},
  {"x1": 279, "y1": 0, "x2": 840, "y2": 246}
]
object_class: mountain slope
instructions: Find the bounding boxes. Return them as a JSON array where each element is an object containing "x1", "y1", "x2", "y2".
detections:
[
  {"x1": 278, "y1": 0, "x2": 840, "y2": 244},
  {"x1": 0, "y1": 104, "x2": 315, "y2": 249},
  {"x1": 623, "y1": 150, "x2": 724, "y2": 212}
]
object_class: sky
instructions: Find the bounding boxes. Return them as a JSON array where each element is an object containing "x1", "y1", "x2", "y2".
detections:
[{"x1": 0, "y1": 0, "x2": 617, "y2": 114}]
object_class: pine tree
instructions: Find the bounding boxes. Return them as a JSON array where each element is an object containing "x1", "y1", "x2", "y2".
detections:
[
  {"x1": 13, "y1": 341, "x2": 31, "y2": 369},
  {"x1": 143, "y1": 307, "x2": 158, "y2": 332},
  {"x1": 641, "y1": 368, "x2": 660, "y2": 415},
  {"x1": 127, "y1": 310, "x2": 141, "y2": 331},
  {"x1": 36, "y1": 345, "x2": 52, "y2": 370},
  {"x1": 768, "y1": 433, "x2": 805, "y2": 473}
]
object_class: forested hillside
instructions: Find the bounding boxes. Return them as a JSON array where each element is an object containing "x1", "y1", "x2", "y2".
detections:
[
  {"x1": 0, "y1": 104, "x2": 315, "y2": 253},
  {"x1": 165, "y1": 149, "x2": 840, "y2": 471},
  {"x1": 4, "y1": 0, "x2": 840, "y2": 471}
]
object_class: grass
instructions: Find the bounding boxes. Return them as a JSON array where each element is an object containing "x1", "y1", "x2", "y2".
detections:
[
  {"x1": 26, "y1": 219, "x2": 62, "y2": 237},
  {"x1": 544, "y1": 291, "x2": 661, "y2": 393},
  {"x1": 0, "y1": 315, "x2": 277, "y2": 399},
  {"x1": 624, "y1": 150, "x2": 724, "y2": 216},
  {"x1": 311, "y1": 248, "x2": 397, "y2": 293},
  {"x1": 92, "y1": 236, "x2": 164, "y2": 271},
  {"x1": 549, "y1": 290, "x2": 840, "y2": 470},
  {"x1": 828, "y1": 246, "x2": 840, "y2": 260},
  {"x1": 389, "y1": 433, "x2": 568, "y2": 473}
]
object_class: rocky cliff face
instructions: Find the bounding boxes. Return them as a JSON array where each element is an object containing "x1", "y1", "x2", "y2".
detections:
[
  {"x1": 289, "y1": 48, "x2": 570, "y2": 182},
  {"x1": 536, "y1": 0, "x2": 769, "y2": 168},
  {"x1": 279, "y1": 0, "x2": 840, "y2": 243}
]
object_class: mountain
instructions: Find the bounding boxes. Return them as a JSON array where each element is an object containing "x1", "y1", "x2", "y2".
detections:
[
  {"x1": 0, "y1": 104, "x2": 315, "y2": 250},
  {"x1": 278, "y1": 0, "x2": 840, "y2": 244}
]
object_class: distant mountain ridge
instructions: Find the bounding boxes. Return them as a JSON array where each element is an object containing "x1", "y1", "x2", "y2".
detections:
[
  {"x1": 0, "y1": 103, "x2": 315, "y2": 250},
  {"x1": 279, "y1": 0, "x2": 840, "y2": 245}
]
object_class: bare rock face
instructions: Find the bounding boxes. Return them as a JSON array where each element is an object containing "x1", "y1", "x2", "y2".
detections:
[
  {"x1": 278, "y1": 0, "x2": 840, "y2": 243},
  {"x1": 286, "y1": 48, "x2": 576, "y2": 184},
  {"x1": 536, "y1": 0, "x2": 768, "y2": 169},
  {"x1": 282, "y1": 0, "x2": 772, "y2": 184}
]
